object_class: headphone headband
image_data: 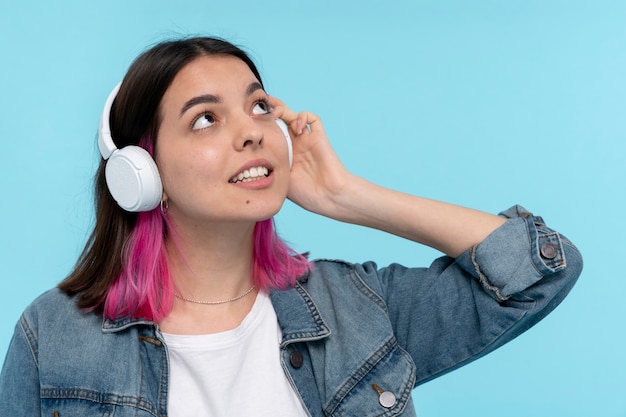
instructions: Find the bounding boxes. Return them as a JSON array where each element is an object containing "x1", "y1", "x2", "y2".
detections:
[{"x1": 98, "y1": 82, "x2": 121, "y2": 160}]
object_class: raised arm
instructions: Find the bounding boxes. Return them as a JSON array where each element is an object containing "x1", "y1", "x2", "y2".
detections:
[{"x1": 271, "y1": 99, "x2": 583, "y2": 391}]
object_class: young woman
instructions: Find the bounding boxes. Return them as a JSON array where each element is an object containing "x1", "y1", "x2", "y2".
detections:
[{"x1": 0, "y1": 37, "x2": 582, "y2": 416}]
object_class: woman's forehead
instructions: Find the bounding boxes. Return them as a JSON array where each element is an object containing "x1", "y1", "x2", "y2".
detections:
[
  {"x1": 169, "y1": 55, "x2": 260, "y2": 96},
  {"x1": 158, "y1": 55, "x2": 263, "y2": 118}
]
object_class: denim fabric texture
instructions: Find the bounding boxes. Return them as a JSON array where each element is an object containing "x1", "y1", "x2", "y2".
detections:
[{"x1": 0, "y1": 206, "x2": 583, "y2": 416}]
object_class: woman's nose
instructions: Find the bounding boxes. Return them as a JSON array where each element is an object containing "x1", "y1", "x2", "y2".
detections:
[{"x1": 235, "y1": 115, "x2": 264, "y2": 150}]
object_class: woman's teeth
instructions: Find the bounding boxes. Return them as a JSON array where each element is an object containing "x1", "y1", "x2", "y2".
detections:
[{"x1": 230, "y1": 166, "x2": 269, "y2": 183}]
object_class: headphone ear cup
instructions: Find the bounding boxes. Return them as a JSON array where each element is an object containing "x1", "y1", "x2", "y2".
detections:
[{"x1": 104, "y1": 146, "x2": 163, "y2": 212}]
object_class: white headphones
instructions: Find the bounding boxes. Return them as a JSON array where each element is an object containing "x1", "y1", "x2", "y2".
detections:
[{"x1": 97, "y1": 83, "x2": 293, "y2": 212}]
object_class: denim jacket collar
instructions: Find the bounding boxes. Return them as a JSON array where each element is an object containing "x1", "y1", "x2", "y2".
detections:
[
  {"x1": 101, "y1": 314, "x2": 154, "y2": 333},
  {"x1": 269, "y1": 283, "x2": 331, "y2": 346}
]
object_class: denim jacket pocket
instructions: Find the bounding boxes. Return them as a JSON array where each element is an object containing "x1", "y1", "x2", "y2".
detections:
[{"x1": 327, "y1": 344, "x2": 417, "y2": 417}]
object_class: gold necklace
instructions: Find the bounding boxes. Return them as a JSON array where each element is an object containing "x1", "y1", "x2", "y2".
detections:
[{"x1": 174, "y1": 285, "x2": 256, "y2": 305}]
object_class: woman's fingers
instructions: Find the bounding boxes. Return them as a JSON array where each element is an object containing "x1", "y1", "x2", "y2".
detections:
[
  {"x1": 269, "y1": 97, "x2": 323, "y2": 137},
  {"x1": 269, "y1": 97, "x2": 295, "y2": 122},
  {"x1": 295, "y1": 111, "x2": 322, "y2": 135}
]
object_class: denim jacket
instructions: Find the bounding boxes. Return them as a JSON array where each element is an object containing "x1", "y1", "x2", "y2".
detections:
[{"x1": 0, "y1": 206, "x2": 583, "y2": 416}]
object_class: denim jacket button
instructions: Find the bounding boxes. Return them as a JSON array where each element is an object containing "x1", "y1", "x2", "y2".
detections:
[
  {"x1": 540, "y1": 242, "x2": 558, "y2": 259},
  {"x1": 372, "y1": 384, "x2": 396, "y2": 408},
  {"x1": 378, "y1": 391, "x2": 397, "y2": 408},
  {"x1": 290, "y1": 351, "x2": 303, "y2": 368}
]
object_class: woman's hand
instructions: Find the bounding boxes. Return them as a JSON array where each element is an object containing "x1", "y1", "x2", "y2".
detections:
[{"x1": 270, "y1": 97, "x2": 355, "y2": 217}]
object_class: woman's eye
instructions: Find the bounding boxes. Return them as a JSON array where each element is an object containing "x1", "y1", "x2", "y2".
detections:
[
  {"x1": 192, "y1": 113, "x2": 215, "y2": 130},
  {"x1": 252, "y1": 101, "x2": 270, "y2": 115}
]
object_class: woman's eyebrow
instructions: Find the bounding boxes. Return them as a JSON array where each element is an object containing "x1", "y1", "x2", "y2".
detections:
[
  {"x1": 246, "y1": 81, "x2": 264, "y2": 97},
  {"x1": 180, "y1": 94, "x2": 220, "y2": 117},
  {"x1": 179, "y1": 82, "x2": 265, "y2": 117}
]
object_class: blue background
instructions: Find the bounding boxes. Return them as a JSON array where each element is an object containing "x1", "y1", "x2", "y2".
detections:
[{"x1": 1, "y1": 1, "x2": 624, "y2": 415}]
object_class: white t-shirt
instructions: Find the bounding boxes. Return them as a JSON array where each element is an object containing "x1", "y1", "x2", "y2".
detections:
[{"x1": 161, "y1": 292, "x2": 309, "y2": 417}]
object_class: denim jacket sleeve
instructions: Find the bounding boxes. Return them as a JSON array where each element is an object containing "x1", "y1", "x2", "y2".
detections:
[{"x1": 361, "y1": 205, "x2": 583, "y2": 386}]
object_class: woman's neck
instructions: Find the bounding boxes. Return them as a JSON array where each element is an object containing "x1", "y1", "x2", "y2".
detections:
[
  {"x1": 166, "y1": 220, "x2": 256, "y2": 300},
  {"x1": 159, "y1": 220, "x2": 259, "y2": 335}
]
